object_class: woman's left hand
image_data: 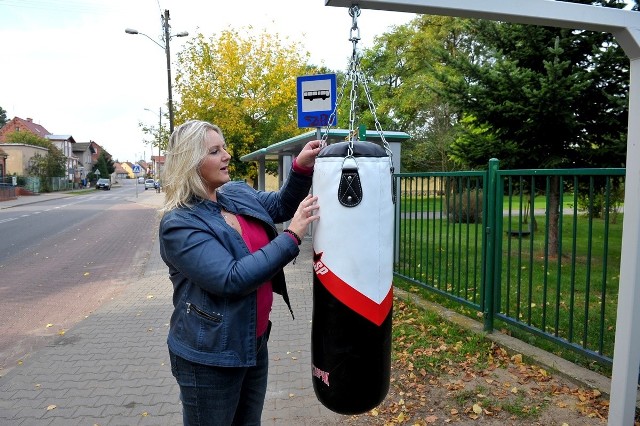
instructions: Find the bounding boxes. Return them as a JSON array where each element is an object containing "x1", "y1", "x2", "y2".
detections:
[{"x1": 295, "y1": 140, "x2": 322, "y2": 169}]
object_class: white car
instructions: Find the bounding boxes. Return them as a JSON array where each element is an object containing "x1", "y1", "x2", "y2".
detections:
[
  {"x1": 144, "y1": 179, "x2": 156, "y2": 190},
  {"x1": 137, "y1": 177, "x2": 145, "y2": 184}
]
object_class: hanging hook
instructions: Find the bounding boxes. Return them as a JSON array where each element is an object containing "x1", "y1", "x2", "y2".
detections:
[{"x1": 349, "y1": 4, "x2": 361, "y2": 61}]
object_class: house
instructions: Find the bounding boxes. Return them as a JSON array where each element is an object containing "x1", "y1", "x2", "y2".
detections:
[
  {"x1": 46, "y1": 135, "x2": 78, "y2": 181},
  {"x1": 89, "y1": 141, "x2": 110, "y2": 164},
  {"x1": 0, "y1": 147, "x2": 7, "y2": 180},
  {"x1": 0, "y1": 117, "x2": 51, "y2": 142},
  {"x1": 73, "y1": 142, "x2": 96, "y2": 183},
  {"x1": 113, "y1": 162, "x2": 129, "y2": 180},
  {"x1": 151, "y1": 155, "x2": 165, "y2": 180},
  {"x1": 0, "y1": 143, "x2": 49, "y2": 176},
  {"x1": 138, "y1": 160, "x2": 150, "y2": 176},
  {"x1": 120, "y1": 162, "x2": 136, "y2": 179}
]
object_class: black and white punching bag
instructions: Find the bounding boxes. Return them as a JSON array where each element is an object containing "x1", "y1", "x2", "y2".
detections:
[{"x1": 311, "y1": 140, "x2": 394, "y2": 415}]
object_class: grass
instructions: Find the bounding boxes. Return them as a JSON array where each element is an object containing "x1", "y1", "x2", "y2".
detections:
[{"x1": 394, "y1": 210, "x2": 623, "y2": 374}]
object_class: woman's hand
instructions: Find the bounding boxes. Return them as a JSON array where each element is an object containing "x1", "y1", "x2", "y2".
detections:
[
  {"x1": 287, "y1": 194, "x2": 319, "y2": 239},
  {"x1": 295, "y1": 140, "x2": 322, "y2": 169}
]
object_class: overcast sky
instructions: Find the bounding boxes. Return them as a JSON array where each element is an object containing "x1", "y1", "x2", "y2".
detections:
[{"x1": 0, "y1": 0, "x2": 414, "y2": 163}]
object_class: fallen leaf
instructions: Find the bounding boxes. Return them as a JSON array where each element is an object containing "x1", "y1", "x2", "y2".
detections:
[
  {"x1": 46, "y1": 405, "x2": 57, "y2": 411},
  {"x1": 425, "y1": 415, "x2": 438, "y2": 423},
  {"x1": 146, "y1": 295, "x2": 154, "y2": 299},
  {"x1": 511, "y1": 354, "x2": 523, "y2": 364},
  {"x1": 58, "y1": 329, "x2": 65, "y2": 336},
  {"x1": 511, "y1": 387, "x2": 519, "y2": 394},
  {"x1": 46, "y1": 324, "x2": 53, "y2": 328},
  {"x1": 84, "y1": 272, "x2": 90, "y2": 276},
  {"x1": 472, "y1": 403, "x2": 482, "y2": 414},
  {"x1": 141, "y1": 411, "x2": 149, "y2": 417}
]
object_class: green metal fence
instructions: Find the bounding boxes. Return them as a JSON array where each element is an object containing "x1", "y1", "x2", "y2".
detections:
[{"x1": 394, "y1": 159, "x2": 625, "y2": 366}]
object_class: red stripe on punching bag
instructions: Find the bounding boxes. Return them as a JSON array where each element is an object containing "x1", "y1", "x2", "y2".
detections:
[{"x1": 313, "y1": 251, "x2": 392, "y2": 326}]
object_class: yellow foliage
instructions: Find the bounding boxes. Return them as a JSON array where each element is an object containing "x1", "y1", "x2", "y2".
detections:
[{"x1": 174, "y1": 28, "x2": 319, "y2": 180}]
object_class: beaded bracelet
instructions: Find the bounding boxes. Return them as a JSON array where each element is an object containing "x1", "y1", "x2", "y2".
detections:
[{"x1": 283, "y1": 229, "x2": 302, "y2": 245}]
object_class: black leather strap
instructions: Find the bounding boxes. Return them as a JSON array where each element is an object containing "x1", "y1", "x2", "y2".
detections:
[{"x1": 338, "y1": 168, "x2": 362, "y2": 207}]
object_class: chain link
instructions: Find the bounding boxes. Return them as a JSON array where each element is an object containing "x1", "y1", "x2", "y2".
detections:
[{"x1": 321, "y1": 4, "x2": 392, "y2": 164}]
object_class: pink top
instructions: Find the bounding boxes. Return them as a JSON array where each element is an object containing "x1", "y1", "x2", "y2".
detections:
[
  {"x1": 236, "y1": 215, "x2": 273, "y2": 337},
  {"x1": 234, "y1": 157, "x2": 313, "y2": 337}
]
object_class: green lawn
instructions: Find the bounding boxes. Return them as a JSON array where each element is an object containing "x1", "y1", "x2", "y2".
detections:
[{"x1": 395, "y1": 211, "x2": 622, "y2": 368}]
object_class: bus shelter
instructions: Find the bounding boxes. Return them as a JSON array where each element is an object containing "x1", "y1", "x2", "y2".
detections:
[{"x1": 240, "y1": 128, "x2": 409, "y2": 191}]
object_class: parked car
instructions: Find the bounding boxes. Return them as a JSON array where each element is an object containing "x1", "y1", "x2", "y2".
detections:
[
  {"x1": 144, "y1": 179, "x2": 156, "y2": 190},
  {"x1": 96, "y1": 178, "x2": 111, "y2": 190},
  {"x1": 137, "y1": 177, "x2": 145, "y2": 184}
]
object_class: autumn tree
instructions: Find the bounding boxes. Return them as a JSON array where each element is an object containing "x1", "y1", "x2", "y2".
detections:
[{"x1": 174, "y1": 29, "x2": 314, "y2": 180}]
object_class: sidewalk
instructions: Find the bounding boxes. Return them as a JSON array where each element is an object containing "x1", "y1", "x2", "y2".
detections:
[{"x1": 0, "y1": 189, "x2": 343, "y2": 425}]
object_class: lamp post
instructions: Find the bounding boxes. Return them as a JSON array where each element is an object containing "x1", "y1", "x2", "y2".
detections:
[
  {"x1": 144, "y1": 107, "x2": 163, "y2": 180},
  {"x1": 125, "y1": 9, "x2": 188, "y2": 134}
]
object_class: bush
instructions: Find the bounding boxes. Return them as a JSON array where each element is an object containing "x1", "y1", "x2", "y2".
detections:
[{"x1": 447, "y1": 189, "x2": 483, "y2": 223}]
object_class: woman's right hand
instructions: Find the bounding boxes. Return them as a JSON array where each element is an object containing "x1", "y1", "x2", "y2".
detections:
[{"x1": 287, "y1": 195, "x2": 319, "y2": 239}]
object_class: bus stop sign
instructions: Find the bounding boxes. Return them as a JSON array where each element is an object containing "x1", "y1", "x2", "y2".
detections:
[{"x1": 297, "y1": 73, "x2": 337, "y2": 128}]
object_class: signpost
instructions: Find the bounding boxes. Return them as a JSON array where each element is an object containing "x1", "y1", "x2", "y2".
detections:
[
  {"x1": 297, "y1": 74, "x2": 337, "y2": 129},
  {"x1": 132, "y1": 164, "x2": 141, "y2": 198}
]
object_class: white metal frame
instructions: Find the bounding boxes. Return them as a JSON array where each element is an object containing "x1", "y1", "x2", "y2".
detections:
[{"x1": 324, "y1": 1, "x2": 640, "y2": 424}]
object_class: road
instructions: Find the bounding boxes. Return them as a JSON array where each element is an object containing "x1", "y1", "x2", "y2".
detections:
[{"x1": 0, "y1": 181, "x2": 159, "y2": 374}]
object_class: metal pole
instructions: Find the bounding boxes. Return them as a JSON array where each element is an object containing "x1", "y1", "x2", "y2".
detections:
[
  {"x1": 164, "y1": 9, "x2": 175, "y2": 135},
  {"x1": 609, "y1": 55, "x2": 640, "y2": 426},
  {"x1": 158, "y1": 107, "x2": 162, "y2": 180}
]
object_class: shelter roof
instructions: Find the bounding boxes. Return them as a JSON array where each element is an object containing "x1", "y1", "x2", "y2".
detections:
[{"x1": 240, "y1": 129, "x2": 409, "y2": 162}]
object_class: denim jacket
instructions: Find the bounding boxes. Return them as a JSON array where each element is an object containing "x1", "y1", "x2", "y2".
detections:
[{"x1": 159, "y1": 169, "x2": 312, "y2": 367}]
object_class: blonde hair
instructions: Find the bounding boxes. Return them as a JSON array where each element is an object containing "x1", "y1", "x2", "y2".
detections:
[{"x1": 160, "y1": 120, "x2": 225, "y2": 213}]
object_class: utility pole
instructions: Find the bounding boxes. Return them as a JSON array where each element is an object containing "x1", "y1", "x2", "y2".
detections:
[
  {"x1": 163, "y1": 9, "x2": 175, "y2": 135},
  {"x1": 157, "y1": 107, "x2": 162, "y2": 180}
]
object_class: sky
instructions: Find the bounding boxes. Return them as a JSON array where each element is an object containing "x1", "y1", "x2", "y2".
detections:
[{"x1": 0, "y1": 0, "x2": 415, "y2": 163}]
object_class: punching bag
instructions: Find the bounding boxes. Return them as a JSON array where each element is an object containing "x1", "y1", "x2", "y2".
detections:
[{"x1": 311, "y1": 140, "x2": 394, "y2": 415}]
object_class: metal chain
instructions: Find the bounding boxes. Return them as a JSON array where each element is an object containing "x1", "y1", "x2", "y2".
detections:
[
  {"x1": 321, "y1": 5, "x2": 361, "y2": 149},
  {"x1": 322, "y1": 4, "x2": 393, "y2": 164}
]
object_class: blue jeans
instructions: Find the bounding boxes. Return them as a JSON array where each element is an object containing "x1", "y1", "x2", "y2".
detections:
[{"x1": 169, "y1": 331, "x2": 269, "y2": 426}]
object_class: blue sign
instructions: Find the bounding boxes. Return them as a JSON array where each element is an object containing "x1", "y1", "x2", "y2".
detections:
[
  {"x1": 132, "y1": 164, "x2": 141, "y2": 174},
  {"x1": 297, "y1": 74, "x2": 337, "y2": 128}
]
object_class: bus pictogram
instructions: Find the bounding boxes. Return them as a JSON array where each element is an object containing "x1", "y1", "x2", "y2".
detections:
[{"x1": 303, "y1": 90, "x2": 330, "y2": 101}]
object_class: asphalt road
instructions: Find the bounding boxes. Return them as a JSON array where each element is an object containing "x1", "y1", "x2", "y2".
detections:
[{"x1": 0, "y1": 182, "x2": 159, "y2": 374}]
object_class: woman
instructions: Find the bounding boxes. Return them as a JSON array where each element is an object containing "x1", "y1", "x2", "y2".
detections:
[{"x1": 159, "y1": 120, "x2": 321, "y2": 425}]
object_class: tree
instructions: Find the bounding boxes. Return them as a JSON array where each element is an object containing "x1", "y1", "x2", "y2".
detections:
[
  {"x1": 358, "y1": 15, "x2": 474, "y2": 172},
  {"x1": 435, "y1": 0, "x2": 629, "y2": 254},
  {"x1": 174, "y1": 29, "x2": 315, "y2": 181},
  {"x1": 139, "y1": 115, "x2": 170, "y2": 156},
  {"x1": 0, "y1": 105, "x2": 7, "y2": 128},
  {"x1": 93, "y1": 151, "x2": 114, "y2": 181}
]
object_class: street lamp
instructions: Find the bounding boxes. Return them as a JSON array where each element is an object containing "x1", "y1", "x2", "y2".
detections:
[
  {"x1": 125, "y1": 9, "x2": 188, "y2": 134},
  {"x1": 144, "y1": 107, "x2": 163, "y2": 180}
]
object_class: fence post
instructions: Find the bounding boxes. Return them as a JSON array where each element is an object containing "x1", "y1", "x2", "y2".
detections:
[{"x1": 483, "y1": 158, "x2": 499, "y2": 332}]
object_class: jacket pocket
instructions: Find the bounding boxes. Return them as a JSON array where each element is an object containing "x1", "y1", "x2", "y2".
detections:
[{"x1": 174, "y1": 302, "x2": 224, "y2": 353}]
